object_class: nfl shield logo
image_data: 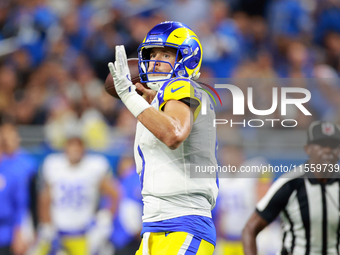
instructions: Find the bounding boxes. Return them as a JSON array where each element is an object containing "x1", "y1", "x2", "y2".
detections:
[{"x1": 322, "y1": 122, "x2": 335, "y2": 136}]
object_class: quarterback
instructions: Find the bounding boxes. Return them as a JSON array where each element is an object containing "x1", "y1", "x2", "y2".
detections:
[{"x1": 109, "y1": 21, "x2": 218, "y2": 255}]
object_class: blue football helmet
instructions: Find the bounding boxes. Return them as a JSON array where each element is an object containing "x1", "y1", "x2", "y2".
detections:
[{"x1": 137, "y1": 21, "x2": 203, "y2": 91}]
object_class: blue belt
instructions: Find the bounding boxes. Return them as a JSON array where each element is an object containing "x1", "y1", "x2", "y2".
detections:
[
  {"x1": 223, "y1": 234, "x2": 242, "y2": 242},
  {"x1": 57, "y1": 229, "x2": 87, "y2": 237}
]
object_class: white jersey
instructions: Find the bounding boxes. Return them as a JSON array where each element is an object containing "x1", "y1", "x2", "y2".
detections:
[
  {"x1": 134, "y1": 78, "x2": 218, "y2": 222},
  {"x1": 218, "y1": 157, "x2": 267, "y2": 238},
  {"x1": 218, "y1": 178, "x2": 257, "y2": 238},
  {"x1": 42, "y1": 153, "x2": 109, "y2": 232},
  {"x1": 217, "y1": 157, "x2": 281, "y2": 254}
]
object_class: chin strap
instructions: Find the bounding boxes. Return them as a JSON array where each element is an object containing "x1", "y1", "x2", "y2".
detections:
[
  {"x1": 146, "y1": 75, "x2": 168, "y2": 91},
  {"x1": 145, "y1": 66, "x2": 200, "y2": 90},
  {"x1": 146, "y1": 81, "x2": 165, "y2": 91},
  {"x1": 192, "y1": 72, "x2": 201, "y2": 80}
]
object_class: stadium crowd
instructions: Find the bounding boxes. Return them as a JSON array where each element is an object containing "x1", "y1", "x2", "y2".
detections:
[
  {"x1": 0, "y1": 0, "x2": 340, "y2": 254},
  {"x1": 0, "y1": 0, "x2": 340, "y2": 140}
]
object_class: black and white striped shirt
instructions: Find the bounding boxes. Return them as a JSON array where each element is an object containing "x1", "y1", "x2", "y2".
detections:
[{"x1": 256, "y1": 167, "x2": 340, "y2": 255}]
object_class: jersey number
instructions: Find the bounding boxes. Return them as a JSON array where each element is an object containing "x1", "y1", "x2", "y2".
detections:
[{"x1": 57, "y1": 184, "x2": 87, "y2": 208}]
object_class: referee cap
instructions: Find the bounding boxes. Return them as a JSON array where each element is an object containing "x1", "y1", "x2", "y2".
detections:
[{"x1": 307, "y1": 121, "x2": 340, "y2": 147}]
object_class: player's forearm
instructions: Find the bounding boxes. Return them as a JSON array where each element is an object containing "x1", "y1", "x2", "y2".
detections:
[
  {"x1": 38, "y1": 188, "x2": 52, "y2": 224},
  {"x1": 137, "y1": 107, "x2": 189, "y2": 149},
  {"x1": 108, "y1": 195, "x2": 119, "y2": 215},
  {"x1": 12, "y1": 226, "x2": 27, "y2": 255},
  {"x1": 100, "y1": 177, "x2": 120, "y2": 216},
  {"x1": 242, "y1": 226, "x2": 258, "y2": 255},
  {"x1": 242, "y1": 212, "x2": 269, "y2": 255},
  {"x1": 106, "y1": 187, "x2": 120, "y2": 216}
]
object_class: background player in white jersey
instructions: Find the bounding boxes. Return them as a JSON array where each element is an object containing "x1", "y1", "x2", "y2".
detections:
[
  {"x1": 215, "y1": 144, "x2": 280, "y2": 255},
  {"x1": 108, "y1": 21, "x2": 219, "y2": 254},
  {"x1": 36, "y1": 137, "x2": 119, "y2": 255}
]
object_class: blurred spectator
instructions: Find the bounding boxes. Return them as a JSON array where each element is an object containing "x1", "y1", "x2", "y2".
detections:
[
  {"x1": 61, "y1": 9, "x2": 89, "y2": 52},
  {"x1": 44, "y1": 98, "x2": 111, "y2": 151},
  {"x1": 266, "y1": 0, "x2": 315, "y2": 79},
  {"x1": 236, "y1": 0, "x2": 269, "y2": 17},
  {"x1": 246, "y1": 16, "x2": 271, "y2": 60},
  {"x1": 112, "y1": 0, "x2": 165, "y2": 20},
  {"x1": 0, "y1": 0, "x2": 336, "y2": 127},
  {"x1": 309, "y1": 64, "x2": 340, "y2": 120},
  {"x1": 85, "y1": 22, "x2": 116, "y2": 81},
  {"x1": 0, "y1": 66, "x2": 17, "y2": 123},
  {"x1": 163, "y1": 0, "x2": 209, "y2": 31},
  {"x1": 267, "y1": 0, "x2": 313, "y2": 39},
  {"x1": 0, "y1": 1, "x2": 13, "y2": 40},
  {"x1": 314, "y1": 0, "x2": 340, "y2": 46},
  {"x1": 276, "y1": 41, "x2": 314, "y2": 78},
  {"x1": 14, "y1": 63, "x2": 51, "y2": 125},
  {"x1": 322, "y1": 30, "x2": 340, "y2": 74},
  {"x1": 6, "y1": 48, "x2": 32, "y2": 88},
  {"x1": 200, "y1": 1, "x2": 244, "y2": 77},
  {"x1": 4, "y1": 0, "x2": 57, "y2": 66},
  {"x1": 108, "y1": 108, "x2": 137, "y2": 156},
  {"x1": 41, "y1": 60, "x2": 111, "y2": 151},
  {"x1": 96, "y1": 92, "x2": 119, "y2": 126}
]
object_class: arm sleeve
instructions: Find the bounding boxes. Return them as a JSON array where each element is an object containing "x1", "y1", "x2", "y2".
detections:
[{"x1": 256, "y1": 178, "x2": 295, "y2": 223}]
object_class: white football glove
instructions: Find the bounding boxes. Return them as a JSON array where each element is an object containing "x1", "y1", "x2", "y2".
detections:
[
  {"x1": 108, "y1": 45, "x2": 151, "y2": 117},
  {"x1": 108, "y1": 45, "x2": 135, "y2": 97}
]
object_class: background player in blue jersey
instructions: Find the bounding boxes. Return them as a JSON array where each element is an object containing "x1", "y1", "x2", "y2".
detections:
[
  {"x1": 110, "y1": 157, "x2": 143, "y2": 255},
  {"x1": 1, "y1": 123, "x2": 39, "y2": 237},
  {"x1": 108, "y1": 21, "x2": 219, "y2": 255},
  {"x1": 0, "y1": 128, "x2": 28, "y2": 255}
]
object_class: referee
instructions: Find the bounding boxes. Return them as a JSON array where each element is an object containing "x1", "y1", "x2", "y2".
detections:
[{"x1": 242, "y1": 121, "x2": 340, "y2": 255}]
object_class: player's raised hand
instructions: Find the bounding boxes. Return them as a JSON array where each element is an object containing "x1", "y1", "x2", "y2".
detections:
[
  {"x1": 108, "y1": 45, "x2": 151, "y2": 118},
  {"x1": 108, "y1": 45, "x2": 135, "y2": 98}
]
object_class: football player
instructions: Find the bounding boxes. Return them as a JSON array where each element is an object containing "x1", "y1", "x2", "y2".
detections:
[
  {"x1": 108, "y1": 21, "x2": 218, "y2": 254},
  {"x1": 215, "y1": 144, "x2": 279, "y2": 255},
  {"x1": 36, "y1": 137, "x2": 119, "y2": 255}
]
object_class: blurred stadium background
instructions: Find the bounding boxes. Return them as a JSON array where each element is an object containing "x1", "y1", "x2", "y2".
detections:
[{"x1": 0, "y1": 0, "x2": 340, "y2": 254}]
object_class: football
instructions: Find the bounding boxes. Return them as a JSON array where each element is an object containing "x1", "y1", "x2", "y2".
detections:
[{"x1": 105, "y1": 58, "x2": 148, "y2": 99}]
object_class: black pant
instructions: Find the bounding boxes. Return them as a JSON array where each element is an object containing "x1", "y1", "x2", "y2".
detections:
[{"x1": 0, "y1": 246, "x2": 12, "y2": 255}]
